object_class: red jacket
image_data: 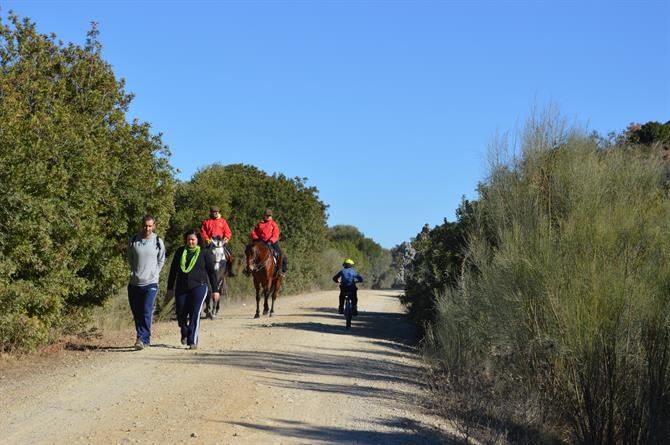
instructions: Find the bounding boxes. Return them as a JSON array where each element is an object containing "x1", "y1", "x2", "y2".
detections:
[
  {"x1": 250, "y1": 219, "x2": 280, "y2": 244},
  {"x1": 201, "y1": 217, "x2": 232, "y2": 241}
]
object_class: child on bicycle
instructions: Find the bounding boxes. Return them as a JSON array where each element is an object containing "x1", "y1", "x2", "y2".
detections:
[{"x1": 332, "y1": 258, "x2": 364, "y2": 316}]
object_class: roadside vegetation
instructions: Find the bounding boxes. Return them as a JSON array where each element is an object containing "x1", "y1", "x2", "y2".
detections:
[
  {"x1": 402, "y1": 112, "x2": 670, "y2": 444},
  {"x1": 7, "y1": 13, "x2": 666, "y2": 445},
  {"x1": 0, "y1": 14, "x2": 175, "y2": 351},
  {"x1": 0, "y1": 13, "x2": 393, "y2": 352}
]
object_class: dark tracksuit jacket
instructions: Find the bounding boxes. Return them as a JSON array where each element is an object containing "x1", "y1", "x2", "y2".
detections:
[{"x1": 167, "y1": 246, "x2": 220, "y2": 346}]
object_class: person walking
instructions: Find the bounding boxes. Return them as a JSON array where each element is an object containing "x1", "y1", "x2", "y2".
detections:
[
  {"x1": 249, "y1": 208, "x2": 287, "y2": 275},
  {"x1": 165, "y1": 229, "x2": 220, "y2": 349},
  {"x1": 127, "y1": 214, "x2": 166, "y2": 350}
]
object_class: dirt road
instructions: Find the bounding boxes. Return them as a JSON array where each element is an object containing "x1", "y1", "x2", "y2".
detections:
[{"x1": 0, "y1": 290, "x2": 456, "y2": 444}]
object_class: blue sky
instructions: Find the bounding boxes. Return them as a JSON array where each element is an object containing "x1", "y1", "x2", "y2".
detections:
[{"x1": 4, "y1": 1, "x2": 669, "y2": 248}]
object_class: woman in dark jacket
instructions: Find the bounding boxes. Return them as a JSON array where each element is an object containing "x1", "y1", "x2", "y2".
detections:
[{"x1": 166, "y1": 229, "x2": 220, "y2": 349}]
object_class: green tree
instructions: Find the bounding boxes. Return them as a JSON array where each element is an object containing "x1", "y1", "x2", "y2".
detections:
[
  {"x1": 169, "y1": 163, "x2": 328, "y2": 295},
  {"x1": 0, "y1": 13, "x2": 175, "y2": 351},
  {"x1": 327, "y1": 225, "x2": 392, "y2": 288},
  {"x1": 401, "y1": 198, "x2": 475, "y2": 326},
  {"x1": 625, "y1": 120, "x2": 670, "y2": 145}
]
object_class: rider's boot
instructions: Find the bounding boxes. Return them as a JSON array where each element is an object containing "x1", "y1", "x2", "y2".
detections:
[
  {"x1": 352, "y1": 294, "x2": 358, "y2": 316},
  {"x1": 338, "y1": 293, "x2": 344, "y2": 314}
]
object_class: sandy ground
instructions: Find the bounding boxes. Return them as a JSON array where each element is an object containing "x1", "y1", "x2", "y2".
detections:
[{"x1": 0, "y1": 289, "x2": 459, "y2": 445}]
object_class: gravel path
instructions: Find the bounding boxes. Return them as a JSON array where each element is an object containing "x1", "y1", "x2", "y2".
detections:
[{"x1": 0, "y1": 289, "x2": 458, "y2": 444}]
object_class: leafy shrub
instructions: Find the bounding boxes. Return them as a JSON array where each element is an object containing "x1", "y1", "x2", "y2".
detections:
[
  {"x1": 327, "y1": 225, "x2": 392, "y2": 288},
  {"x1": 418, "y1": 111, "x2": 670, "y2": 444},
  {"x1": 0, "y1": 14, "x2": 175, "y2": 351},
  {"x1": 401, "y1": 199, "x2": 475, "y2": 328},
  {"x1": 167, "y1": 163, "x2": 328, "y2": 298}
]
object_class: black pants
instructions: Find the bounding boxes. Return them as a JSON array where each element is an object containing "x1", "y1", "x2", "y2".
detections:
[
  {"x1": 338, "y1": 286, "x2": 358, "y2": 310},
  {"x1": 270, "y1": 242, "x2": 287, "y2": 272}
]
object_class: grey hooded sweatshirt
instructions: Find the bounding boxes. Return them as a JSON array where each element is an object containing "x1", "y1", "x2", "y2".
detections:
[{"x1": 127, "y1": 233, "x2": 166, "y2": 286}]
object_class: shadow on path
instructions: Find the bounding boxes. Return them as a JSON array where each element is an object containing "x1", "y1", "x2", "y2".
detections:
[
  {"x1": 221, "y1": 417, "x2": 463, "y2": 445},
  {"x1": 65, "y1": 342, "x2": 183, "y2": 352},
  {"x1": 260, "y1": 307, "x2": 421, "y2": 346},
  {"x1": 64, "y1": 343, "x2": 136, "y2": 353},
  {"x1": 163, "y1": 348, "x2": 423, "y2": 391},
  {"x1": 159, "y1": 302, "x2": 428, "y2": 405}
]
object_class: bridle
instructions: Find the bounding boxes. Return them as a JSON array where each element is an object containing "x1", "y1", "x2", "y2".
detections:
[{"x1": 247, "y1": 241, "x2": 272, "y2": 272}]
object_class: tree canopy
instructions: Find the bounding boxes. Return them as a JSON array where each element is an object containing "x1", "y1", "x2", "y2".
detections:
[
  {"x1": 0, "y1": 14, "x2": 175, "y2": 351},
  {"x1": 0, "y1": 12, "x2": 395, "y2": 352},
  {"x1": 169, "y1": 163, "x2": 329, "y2": 294},
  {"x1": 327, "y1": 225, "x2": 392, "y2": 288}
]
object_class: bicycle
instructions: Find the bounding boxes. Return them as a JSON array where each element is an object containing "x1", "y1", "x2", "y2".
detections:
[{"x1": 342, "y1": 289, "x2": 354, "y2": 329}]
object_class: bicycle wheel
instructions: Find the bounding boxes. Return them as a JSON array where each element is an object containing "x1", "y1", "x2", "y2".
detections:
[{"x1": 344, "y1": 296, "x2": 352, "y2": 329}]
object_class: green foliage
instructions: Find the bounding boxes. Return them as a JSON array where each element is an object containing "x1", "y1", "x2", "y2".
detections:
[
  {"x1": 625, "y1": 120, "x2": 670, "y2": 146},
  {"x1": 167, "y1": 163, "x2": 233, "y2": 247},
  {"x1": 0, "y1": 13, "x2": 175, "y2": 351},
  {"x1": 401, "y1": 199, "x2": 476, "y2": 327},
  {"x1": 327, "y1": 225, "x2": 392, "y2": 288},
  {"x1": 421, "y1": 113, "x2": 670, "y2": 443},
  {"x1": 168, "y1": 163, "x2": 328, "y2": 296},
  {"x1": 0, "y1": 13, "x2": 395, "y2": 352}
]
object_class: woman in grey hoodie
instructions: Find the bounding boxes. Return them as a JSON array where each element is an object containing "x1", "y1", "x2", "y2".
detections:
[{"x1": 127, "y1": 214, "x2": 166, "y2": 350}]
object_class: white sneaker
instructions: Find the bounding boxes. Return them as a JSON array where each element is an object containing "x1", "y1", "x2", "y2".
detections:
[{"x1": 134, "y1": 339, "x2": 144, "y2": 350}]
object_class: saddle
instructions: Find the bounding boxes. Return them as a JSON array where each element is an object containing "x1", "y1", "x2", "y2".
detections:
[{"x1": 265, "y1": 242, "x2": 282, "y2": 276}]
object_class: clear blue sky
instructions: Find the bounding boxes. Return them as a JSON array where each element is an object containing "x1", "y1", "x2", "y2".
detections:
[{"x1": 4, "y1": 1, "x2": 669, "y2": 248}]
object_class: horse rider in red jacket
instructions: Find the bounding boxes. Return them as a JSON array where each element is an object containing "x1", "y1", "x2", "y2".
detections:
[
  {"x1": 249, "y1": 208, "x2": 287, "y2": 275},
  {"x1": 201, "y1": 206, "x2": 235, "y2": 276}
]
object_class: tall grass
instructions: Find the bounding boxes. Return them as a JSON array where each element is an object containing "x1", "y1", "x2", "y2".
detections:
[{"x1": 430, "y1": 115, "x2": 670, "y2": 444}]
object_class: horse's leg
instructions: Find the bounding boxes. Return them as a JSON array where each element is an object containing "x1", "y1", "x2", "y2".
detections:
[
  {"x1": 269, "y1": 279, "x2": 278, "y2": 316},
  {"x1": 254, "y1": 277, "x2": 261, "y2": 319},
  {"x1": 262, "y1": 283, "x2": 270, "y2": 315},
  {"x1": 203, "y1": 288, "x2": 212, "y2": 319},
  {"x1": 213, "y1": 272, "x2": 224, "y2": 317}
]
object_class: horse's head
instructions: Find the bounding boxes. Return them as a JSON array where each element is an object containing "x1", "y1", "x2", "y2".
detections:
[
  {"x1": 210, "y1": 236, "x2": 226, "y2": 270},
  {"x1": 244, "y1": 242, "x2": 258, "y2": 273},
  {"x1": 211, "y1": 238, "x2": 226, "y2": 264},
  {"x1": 245, "y1": 240, "x2": 270, "y2": 273}
]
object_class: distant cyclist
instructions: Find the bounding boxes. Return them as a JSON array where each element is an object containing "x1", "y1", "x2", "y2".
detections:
[{"x1": 332, "y1": 259, "x2": 363, "y2": 315}]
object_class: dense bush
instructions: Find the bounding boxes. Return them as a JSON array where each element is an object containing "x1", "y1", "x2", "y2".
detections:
[
  {"x1": 401, "y1": 200, "x2": 475, "y2": 328},
  {"x1": 0, "y1": 15, "x2": 175, "y2": 351},
  {"x1": 167, "y1": 163, "x2": 329, "y2": 297},
  {"x1": 420, "y1": 113, "x2": 670, "y2": 443}
]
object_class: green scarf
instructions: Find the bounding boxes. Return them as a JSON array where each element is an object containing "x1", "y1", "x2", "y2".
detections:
[{"x1": 180, "y1": 245, "x2": 200, "y2": 273}]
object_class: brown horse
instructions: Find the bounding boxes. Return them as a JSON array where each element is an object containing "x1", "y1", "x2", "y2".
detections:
[{"x1": 244, "y1": 240, "x2": 283, "y2": 318}]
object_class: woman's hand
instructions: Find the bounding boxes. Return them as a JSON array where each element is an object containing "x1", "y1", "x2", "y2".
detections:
[{"x1": 213, "y1": 292, "x2": 220, "y2": 302}]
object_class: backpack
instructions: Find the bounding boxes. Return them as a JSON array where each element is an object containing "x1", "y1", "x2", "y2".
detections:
[{"x1": 131, "y1": 234, "x2": 163, "y2": 252}]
